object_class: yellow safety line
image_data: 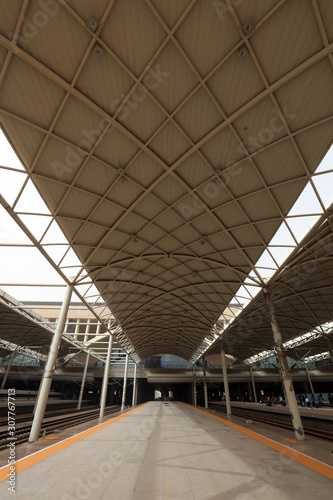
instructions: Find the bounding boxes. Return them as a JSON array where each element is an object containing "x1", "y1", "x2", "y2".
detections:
[
  {"x1": 180, "y1": 402, "x2": 333, "y2": 481},
  {"x1": 0, "y1": 402, "x2": 152, "y2": 483}
]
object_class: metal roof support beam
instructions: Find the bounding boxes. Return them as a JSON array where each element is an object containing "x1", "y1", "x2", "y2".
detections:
[
  {"x1": 99, "y1": 335, "x2": 113, "y2": 419},
  {"x1": 121, "y1": 353, "x2": 129, "y2": 412},
  {"x1": 263, "y1": 287, "x2": 305, "y2": 441},
  {"x1": 77, "y1": 353, "x2": 90, "y2": 411},
  {"x1": 221, "y1": 344, "x2": 232, "y2": 418},
  {"x1": 202, "y1": 358, "x2": 208, "y2": 410},
  {"x1": 29, "y1": 281, "x2": 73, "y2": 442},
  {"x1": 0, "y1": 351, "x2": 16, "y2": 390}
]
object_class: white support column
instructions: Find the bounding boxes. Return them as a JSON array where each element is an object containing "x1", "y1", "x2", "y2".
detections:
[
  {"x1": 202, "y1": 358, "x2": 208, "y2": 410},
  {"x1": 99, "y1": 335, "x2": 113, "y2": 418},
  {"x1": 304, "y1": 362, "x2": 314, "y2": 395},
  {"x1": 121, "y1": 353, "x2": 129, "y2": 411},
  {"x1": 74, "y1": 319, "x2": 80, "y2": 340},
  {"x1": 193, "y1": 364, "x2": 197, "y2": 407},
  {"x1": 221, "y1": 344, "x2": 232, "y2": 417},
  {"x1": 84, "y1": 319, "x2": 91, "y2": 343},
  {"x1": 263, "y1": 287, "x2": 305, "y2": 441},
  {"x1": 0, "y1": 351, "x2": 16, "y2": 390},
  {"x1": 132, "y1": 363, "x2": 137, "y2": 407},
  {"x1": 77, "y1": 353, "x2": 90, "y2": 410},
  {"x1": 249, "y1": 365, "x2": 258, "y2": 403},
  {"x1": 29, "y1": 282, "x2": 73, "y2": 442},
  {"x1": 32, "y1": 362, "x2": 45, "y2": 416}
]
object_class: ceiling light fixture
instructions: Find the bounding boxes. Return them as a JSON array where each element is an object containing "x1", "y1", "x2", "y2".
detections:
[
  {"x1": 92, "y1": 45, "x2": 103, "y2": 57},
  {"x1": 238, "y1": 45, "x2": 248, "y2": 59},
  {"x1": 87, "y1": 18, "x2": 98, "y2": 32},
  {"x1": 242, "y1": 21, "x2": 254, "y2": 36}
]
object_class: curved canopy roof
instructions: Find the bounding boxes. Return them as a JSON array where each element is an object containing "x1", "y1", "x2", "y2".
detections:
[
  {"x1": 206, "y1": 209, "x2": 333, "y2": 363},
  {"x1": 0, "y1": 0, "x2": 332, "y2": 361}
]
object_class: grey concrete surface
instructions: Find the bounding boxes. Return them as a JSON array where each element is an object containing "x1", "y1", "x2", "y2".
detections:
[{"x1": 0, "y1": 402, "x2": 332, "y2": 499}]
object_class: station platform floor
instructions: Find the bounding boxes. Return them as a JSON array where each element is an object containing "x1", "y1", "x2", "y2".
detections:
[{"x1": 0, "y1": 401, "x2": 332, "y2": 499}]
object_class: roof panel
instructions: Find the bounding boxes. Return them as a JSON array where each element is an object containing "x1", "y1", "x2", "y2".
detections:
[
  {"x1": 100, "y1": 0, "x2": 167, "y2": 77},
  {"x1": 22, "y1": 1, "x2": 91, "y2": 82},
  {"x1": 175, "y1": 0, "x2": 241, "y2": 77},
  {"x1": 207, "y1": 49, "x2": 265, "y2": 117},
  {"x1": 250, "y1": 0, "x2": 323, "y2": 84},
  {"x1": 0, "y1": 56, "x2": 66, "y2": 129},
  {"x1": 1, "y1": 0, "x2": 332, "y2": 362}
]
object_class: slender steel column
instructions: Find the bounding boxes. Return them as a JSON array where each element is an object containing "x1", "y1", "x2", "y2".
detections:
[
  {"x1": 77, "y1": 353, "x2": 90, "y2": 410},
  {"x1": 193, "y1": 364, "x2": 197, "y2": 407},
  {"x1": 29, "y1": 282, "x2": 73, "y2": 442},
  {"x1": 249, "y1": 365, "x2": 258, "y2": 403},
  {"x1": 304, "y1": 362, "x2": 314, "y2": 395},
  {"x1": 84, "y1": 319, "x2": 91, "y2": 342},
  {"x1": 202, "y1": 358, "x2": 208, "y2": 409},
  {"x1": 132, "y1": 363, "x2": 137, "y2": 407},
  {"x1": 263, "y1": 287, "x2": 305, "y2": 441},
  {"x1": 221, "y1": 344, "x2": 232, "y2": 417},
  {"x1": 323, "y1": 334, "x2": 333, "y2": 363},
  {"x1": 99, "y1": 335, "x2": 113, "y2": 418},
  {"x1": 121, "y1": 353, "x2": 129, "y2": 411},
  {"x1": 74, "y1": 319, "x2": 80, "y2": 340},
  {"x1": 0, "y1": 351, "x2": 16, "y2": 390}
]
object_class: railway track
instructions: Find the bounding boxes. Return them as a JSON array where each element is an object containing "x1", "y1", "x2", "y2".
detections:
[
  {"x1": 0, "y1": 404, "x2": 98, "y2": 426},
  {"x1": 208, "y1": 403, "x2": 333, "y2": 441},
  {"x1": 0, "y1": 405, "x2": 121, "y2": 451},
  {"x1": 0, "y1": 403, "x2": 99, "y2": 426}
]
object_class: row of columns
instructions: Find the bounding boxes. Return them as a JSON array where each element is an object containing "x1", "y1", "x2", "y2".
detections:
[
  {"x1": 20, "y1": 281, "x2": 326, "y2": 443},
  {"x1": 27, "y1": 282, "x2": 138, "y2": 443},
  {"x1": 193, "y1": 288, "x2": 305, "y2": 441},
  {"x1": 194, "y1": 345, "x2": 232, "y2": 417}
]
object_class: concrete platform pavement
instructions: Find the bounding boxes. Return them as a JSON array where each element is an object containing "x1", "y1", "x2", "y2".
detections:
[{"x1": 0, "y1": 401, "x2": 332, "y2": 499}]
